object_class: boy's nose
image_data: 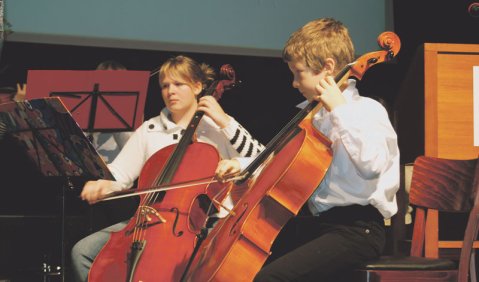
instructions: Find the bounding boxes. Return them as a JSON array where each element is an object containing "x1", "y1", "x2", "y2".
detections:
[{"x1": 167, "y1": 85, "x2": 176, "y2": 93}]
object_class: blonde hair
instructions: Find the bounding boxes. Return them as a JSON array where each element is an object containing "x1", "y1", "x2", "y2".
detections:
[
  {"x1": 159, "y1": 55, "x2": 215, "y2": 89},
  {"x1": 282, "y1": 18, "x2": 355, "y2": 73}
]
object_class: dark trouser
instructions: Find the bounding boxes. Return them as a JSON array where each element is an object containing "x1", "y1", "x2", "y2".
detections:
[{"x1": 254, "y1": 205, "x2": 385, "y2": 282}]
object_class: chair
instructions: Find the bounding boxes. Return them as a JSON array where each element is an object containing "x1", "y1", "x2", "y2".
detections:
[{"x1": 355, "y1": 155, "x2": 479, "y2": 282}]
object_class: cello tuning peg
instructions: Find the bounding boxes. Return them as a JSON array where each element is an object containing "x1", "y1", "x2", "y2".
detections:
[{"x1": 386, "y1": 50, "x2": 395, "y2": 60}]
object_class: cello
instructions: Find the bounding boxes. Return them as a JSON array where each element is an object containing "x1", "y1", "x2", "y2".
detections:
[
  {"x1": 88, "y1": 65, "x2": 237, "y2": 282},
  {"x1": 182, "y1": 31, "x2": 401, "y2": 282}
]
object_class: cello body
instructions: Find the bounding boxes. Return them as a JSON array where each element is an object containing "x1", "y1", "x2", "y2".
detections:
[
  {"x1": 88, "y1": 142, "x2": 223, "y2": 282},
  {"x1": 87, "y1": 63, "x2": 238, "y2": 282},
  {"x1": 185, "y1": 118, "x2": 333, "y2": 281}
]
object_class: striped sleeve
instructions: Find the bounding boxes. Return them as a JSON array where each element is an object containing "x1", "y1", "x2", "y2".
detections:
[{"x1": 222, "y1": 118, "x2": 264, "y2": 158}]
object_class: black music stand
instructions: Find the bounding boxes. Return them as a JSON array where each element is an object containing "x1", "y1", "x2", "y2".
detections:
[
  {"x1": 0, "y1": 98, "x2": 114, "y2": 281},
  {"x1": 25, "y1": 70, "x2": 149, "y2": 133},
  {"x1": 27, "y1": 69, "x2": 148, "y2": 234},
  {"x1": 51, "y1": 82, "x2": 138, "y2": 133}
]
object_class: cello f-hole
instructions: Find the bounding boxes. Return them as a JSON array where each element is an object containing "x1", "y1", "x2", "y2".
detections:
[{"x1": 170, "y1": 207, "x2": 184, "y2": 237}]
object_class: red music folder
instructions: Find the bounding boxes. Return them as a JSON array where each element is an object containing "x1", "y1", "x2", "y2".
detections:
[{"x1": 26, "y1": 70, "x2": 149, "y2": 132}]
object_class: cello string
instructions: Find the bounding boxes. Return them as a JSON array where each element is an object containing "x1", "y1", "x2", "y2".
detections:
[
  {"x1": 133, "y1": 186, "x2": 155, "y2": 242},
  {"x1": 210, "y1": 182, "x2": 237, "y2": 216},
  {"x1": 137, "y1": 184, "x2": 163, "y2": 241},
  {"x1": 134, "y1": 176, "x2": 166, "y2": 242},
  {"x1": 136, "y1": 170, "x2": 170, "y2": 241}
]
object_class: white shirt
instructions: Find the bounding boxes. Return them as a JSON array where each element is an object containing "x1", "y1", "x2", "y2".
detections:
[
  {"x1": 307, "y1": 80, "x2": 399, "y2": 219},
  {"x1": 108, "y1": 108, "x2": 255, "y2": 190},
  {"x1": 107, "y1": 108, "x2": 263, "y2": 217}
]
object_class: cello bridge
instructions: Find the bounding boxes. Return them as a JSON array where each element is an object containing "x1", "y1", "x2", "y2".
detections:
[{"x1": 138, "y1": 205, "x2": 166, "y2": 224}]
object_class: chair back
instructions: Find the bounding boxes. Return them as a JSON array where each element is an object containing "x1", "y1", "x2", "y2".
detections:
[
  {"x1": 408, "y1": 156, "x2": 479, "y2": 282},
  {"x1": 409, "y1": 156, "x2": 478, "y2": 212}
]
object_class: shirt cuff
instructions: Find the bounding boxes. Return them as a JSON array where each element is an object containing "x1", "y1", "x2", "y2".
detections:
[{"x1": 110, "y1": 180, "x2": 128, "y2": 192}]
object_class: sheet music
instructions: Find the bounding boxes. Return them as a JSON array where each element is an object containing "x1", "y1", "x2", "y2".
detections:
[{"x1": 0, "y1": 98, "x2": 114, "y2": 180}]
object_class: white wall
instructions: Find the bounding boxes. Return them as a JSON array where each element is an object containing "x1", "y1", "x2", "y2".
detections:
[{"x1": 5, "y1": 0, "x2": 392, "y2": 57}]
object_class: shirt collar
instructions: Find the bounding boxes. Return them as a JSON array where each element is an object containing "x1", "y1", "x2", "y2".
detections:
[
  {"x1": 147, "y1": 108, "x2": 184, "y2": 133},
  {"x1": 342, "y1": 79, "x2": 359, "y2": 102}
]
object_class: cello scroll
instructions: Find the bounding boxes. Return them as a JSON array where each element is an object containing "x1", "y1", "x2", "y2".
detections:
[{"x1": 349, "y1": 31, "x2": 401, "y2": 80}]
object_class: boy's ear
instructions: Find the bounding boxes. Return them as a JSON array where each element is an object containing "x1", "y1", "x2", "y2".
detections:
[{"x1": 323, "y1": 58, "x2": 336, "y2": 74}]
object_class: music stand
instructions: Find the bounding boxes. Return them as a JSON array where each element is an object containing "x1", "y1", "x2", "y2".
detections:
[
  {"x1": 24, "y1": 70, "x2": 148, "y2": 281},
  {"x1": 0, "y1": 98, "x2": 114, "y2": 281},
  {"x1": 26, "y1": 70, "x2": 149, "y2": 133}
]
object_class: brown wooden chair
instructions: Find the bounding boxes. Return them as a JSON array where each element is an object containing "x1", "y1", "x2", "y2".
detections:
[{"x1": 355, "y1": 155, "x2": 479, "y2": 282}]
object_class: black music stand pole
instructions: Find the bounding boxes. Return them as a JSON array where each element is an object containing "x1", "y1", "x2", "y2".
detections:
[
  {"x1": 50, "y1": 82, "x2": 143, "y2": 237},
  {"x1": 13, "y1": 70, "x2": 147, "y2": 280}
]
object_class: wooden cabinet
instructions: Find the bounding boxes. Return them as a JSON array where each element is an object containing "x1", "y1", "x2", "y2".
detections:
[{"x1": 396, "y1": 43, "x2": 479, "y2": 163}]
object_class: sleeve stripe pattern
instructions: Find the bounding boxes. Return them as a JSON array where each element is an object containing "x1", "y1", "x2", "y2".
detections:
[
  {"x1": 230, "y1": 126, "x2": 265, "y2": 158},
  {"x1": 230, "y1": 128, "x2": 240, "y2": 145}
]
